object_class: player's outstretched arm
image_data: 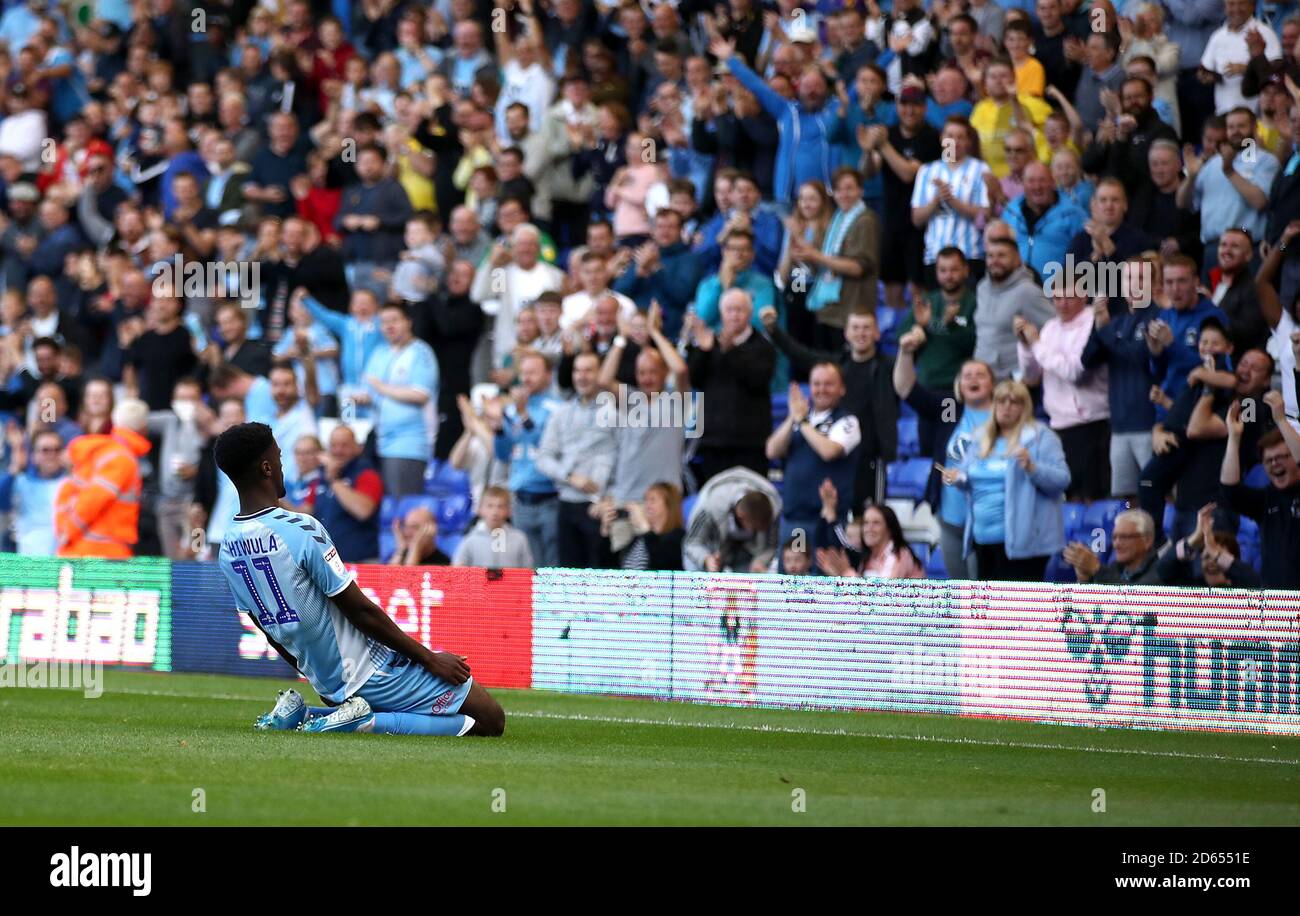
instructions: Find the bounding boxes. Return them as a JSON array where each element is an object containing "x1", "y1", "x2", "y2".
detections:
[{"x1": 331, "y1": 581, "x2": 471, "y2": 685}]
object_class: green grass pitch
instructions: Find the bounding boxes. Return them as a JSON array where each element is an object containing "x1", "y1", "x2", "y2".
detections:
[{"x1": 1, "y1": 669, "x2": 1298, "y2": 826}]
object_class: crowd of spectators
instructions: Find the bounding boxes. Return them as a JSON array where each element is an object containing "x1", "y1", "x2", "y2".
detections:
[{"x1": 3, "y1": 0, "x2": 1300, "y2": 594}]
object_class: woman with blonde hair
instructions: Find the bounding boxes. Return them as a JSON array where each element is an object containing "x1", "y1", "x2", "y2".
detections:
[
  {"x1": 941, "y1": 379, "x2": 1070, "y2": 581},
  {"x1": 777, "y1": 180, "x2": 833, "y2": 350}
]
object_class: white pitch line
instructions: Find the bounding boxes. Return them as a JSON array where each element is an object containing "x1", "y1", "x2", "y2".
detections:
[{"x1": 85, "y1": 686, "x2": 1300, "y2": 766}]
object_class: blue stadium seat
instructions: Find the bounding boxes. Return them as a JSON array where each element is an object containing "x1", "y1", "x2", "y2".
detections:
[
  {"x1": 1236, "y1": 515, "x2": 1259, "y2": 549},
  {"x1": 379, "y1": 495, "x2": 400, "y2": 529},
  {"x1": 436, "y1": 493, "x2": 474, "y2": 534},
  {"x1": 1163, "y1": 503, "x2": 1176, "y2": 540},
  {"x1": 771, "y1": 391, "x2": 788, "y2": 428},
  {"x1": 1082, "y1": 499, "x2": 1126, "y2": 545},
  {"x1": 897, "y1": 415, "x2": 920, "y2": 458},
  {"x1": 682, "y1": 492, "x2": 700, "y2": 522},
  {"x1": 899, "y1": 398, "x2": 916, "y2": 419},
  {"x1": 1045, "y1": 552, "x2": 1077, "y2": 583},
  {"x1": 1244, "y1": 462, "x2": 1270, "y2": 489},
  {"x1": 439, "y1": 533, "x2": 463, "y2": 562},
  {"x1": 886, "y1": 458, "x2": 931, "y2": 501},
  {"x1": 424, "y1": 460, "x2": 471, "y2": 497},
  {"x1": 1062, "y1": 502, "x2": 1087, "y2": 542},
  {"x1": 876, "y1": 305, "x2": 900, "y2": 348},
  {"x1": 924, "y1": 544, "x2": 947, "y2": 578},
  {"x1": 910, "y1": 542, "x2": 930, "y2": 568}
]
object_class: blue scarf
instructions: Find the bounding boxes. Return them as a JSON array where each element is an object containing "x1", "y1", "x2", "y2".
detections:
[{"x1": 807, "y1": 201, "x2": 865, "y2": 313}]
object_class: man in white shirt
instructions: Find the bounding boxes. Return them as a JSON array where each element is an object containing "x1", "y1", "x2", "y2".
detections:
[
  {"x1": 1201, "y1": 0, "x2": 1282, "y2": 115},
  {"x1": 268, "y1": 364, "x2": 318, "y2": 488},
  {"x1": 470, "y1": 222, "x2": 565, "y2": 369},
  {"x1": 560, "y1": 251, "x2": 638, "y2": 330}
]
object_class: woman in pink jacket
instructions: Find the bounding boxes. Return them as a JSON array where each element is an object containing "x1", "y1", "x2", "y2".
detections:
[{"x1": 605, "y1": 131, "x2": 667, "y2": 247}]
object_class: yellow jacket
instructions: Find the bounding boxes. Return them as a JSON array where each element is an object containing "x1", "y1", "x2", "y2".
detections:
[{"x1": 971, "y1": 94, "x2": 1052, "y2": 179}]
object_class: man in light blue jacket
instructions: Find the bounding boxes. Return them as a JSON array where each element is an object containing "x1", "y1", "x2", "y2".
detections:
[
  {"x1": 711, "y1": 36, "x2": 842, "y2": 209},
  {"x1": 1002, "y1": 162, "x2": 1088, "y2": 282}
]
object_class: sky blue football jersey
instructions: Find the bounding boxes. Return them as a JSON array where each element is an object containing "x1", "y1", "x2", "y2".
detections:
[{"x1": 218, "y1": 507, "x2": 391, "y2": 703}]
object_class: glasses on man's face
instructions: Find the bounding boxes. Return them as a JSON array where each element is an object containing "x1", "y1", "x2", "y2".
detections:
[{"x1": 1005, "y1": 146, "x2": 1031, "y2": 155}]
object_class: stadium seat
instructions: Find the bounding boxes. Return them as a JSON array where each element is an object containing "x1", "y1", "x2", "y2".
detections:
[
  {"x1": 682, "y1": 492, "x2": 700, "y2": 523},
  {"x1": 910, "y1": 541, "x2": 930, "y2": 568},
  {"x1": 438, "y1": 533, "x2": 463, "y2": 561},
  {"x1": 1236, "y1": 515, "x2": 1260, "y2": 565},
  {"x1": 886, "y1": 458, "x2": 931, "y2": 502},
  {"x1": 1045, "y1": 552, "x2": 1076, "y2": 583},
  {"x1": 379, "y1": 495, "x2": 400, "y2": 530},
  {"x1": 436, "y1": 493, "x2": 474, "y2": 534},
  {"x1": 897, "y1": 415, "x2": 920, "y2": 458},
  {"x1": 1082, "y1": 499, "x2": 1126, "y2": 545},
  {"x1": 1062, "y1": 502, "x2": 1087, "y2": 542},
  {"x1": 924, "y1": 544, "x2": 947, "y2": 578},
  {"x1": 424, "y1": 460, "x2": 471, "y2": 497},
  {"x1": 876, "y1": 305, "x2": 900, "y2": 349},
  {"x1": 1244, "y1": 463, "x2": 1270, "y2": 489},
  {"x1": 899, "y1": 398, "x2": 915, "y2": 419},
  {"x1": 1163, "y1": 503, "x2": 1176, "y2": 540}
]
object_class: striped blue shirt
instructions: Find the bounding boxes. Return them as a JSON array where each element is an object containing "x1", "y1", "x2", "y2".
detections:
[{"x1": 911, "y1": 156, "x2": 992, "y2": 265}]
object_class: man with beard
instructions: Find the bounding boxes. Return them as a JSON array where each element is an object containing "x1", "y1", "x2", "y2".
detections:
[
  {"x1": 413, "y1": 259, "x2": 483, "y2": 461},
  {"x1": 973, "y1": 237, "x2": 1054, "y2": 380},
  {"x1": 896, "y1": 246, "x2": 977, "y2": 402},
  {"x1": 1082, "y1": 76, "x2": 1178, "y2": 200},
  {"x1": 1179, "y1": 106, "x2": 1278, "y2": 273},
  {"x1": 712, "y1": 35, "x2": 841, "y2": 209},
  {"x1": 1210, "y1": 227, "x2": 1267, "y2": 353},
  {"x1": 1002, "y1": 161, "x2": 1087, "y2": 282},
  {"x1": 504, "y1": 102, "x2": 552, "y2": 227}
]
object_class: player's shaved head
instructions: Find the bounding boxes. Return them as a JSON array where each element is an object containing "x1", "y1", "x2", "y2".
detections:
[{"x1": 215, "y1": 422, "x2": 277, "y2": 485}]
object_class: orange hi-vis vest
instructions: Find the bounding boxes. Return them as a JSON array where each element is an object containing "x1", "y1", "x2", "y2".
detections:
[{"x1": 55, "y1": 426, "x2": 152, "y2": 558}]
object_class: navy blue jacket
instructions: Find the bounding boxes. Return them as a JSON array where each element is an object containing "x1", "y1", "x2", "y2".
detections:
[{"x1": 1081, "y1": 307, "x2": 1158, "y2": 434}]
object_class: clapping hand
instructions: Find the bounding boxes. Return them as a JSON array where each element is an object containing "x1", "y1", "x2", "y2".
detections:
[
  {"x1": 815, "y1": 546, "x2": 855, "y2": 577},
  {"x1": 787, "y1": 382, "x2": 809, "y2": 423},
  {"x1": 1062, "y1": 541, "x2": 1101, "y2": 581},
  {"x1": 818, "y1": 476, "x2": 838, "y2": 521}
]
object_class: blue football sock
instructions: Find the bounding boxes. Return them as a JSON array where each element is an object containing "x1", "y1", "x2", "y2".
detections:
[{"x1": 369, "y1": 712, "x2": 471, "y2": 736}]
